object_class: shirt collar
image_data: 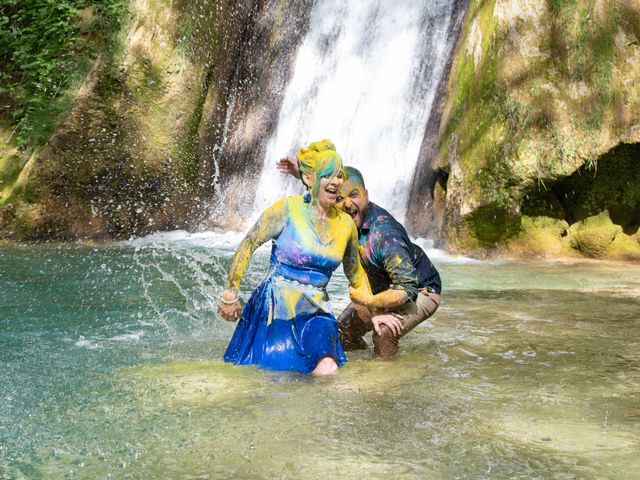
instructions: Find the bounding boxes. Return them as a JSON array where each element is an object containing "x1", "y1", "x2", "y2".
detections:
[{"x1": 359, "y1": 202, "x2": 376, "y2": 234}]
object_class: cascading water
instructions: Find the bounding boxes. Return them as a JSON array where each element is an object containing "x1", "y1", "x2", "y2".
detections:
[{"x1": 254, "y1": 0, "x2": 461, "y2": 223}]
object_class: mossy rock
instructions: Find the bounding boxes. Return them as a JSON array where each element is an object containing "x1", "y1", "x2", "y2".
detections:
[
  {"x1": 463, "y1": 204, "x2": 521, "y2": 246},
  {"x1": 521, "y1": 187, "x2": 565, "y2": 219},
  {"x1": 437, "y1": 0, "x2": 640, "y2": 258},
  {"x1": 507, "y1": 215, "x2": 569, "y2": 256},
  {"x1": 608, "y1": 231, "x2": 640, "y2": 260},
  {"x1": 566, "y1": 211, "x2": 622, "y2": 258}
]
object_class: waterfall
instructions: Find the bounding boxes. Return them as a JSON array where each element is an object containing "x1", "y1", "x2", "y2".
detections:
[{"x1": 253, "y1": 0, "x2": 461, "y2": 223}]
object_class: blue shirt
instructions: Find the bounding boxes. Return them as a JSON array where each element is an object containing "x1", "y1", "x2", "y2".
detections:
[{"x1": 357, "y1": 202, "x2": 442, "y2": 301}]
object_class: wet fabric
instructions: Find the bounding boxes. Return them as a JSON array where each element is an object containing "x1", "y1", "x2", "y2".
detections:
[
  {"x1": 358, "y1": 202, "x2": 442, "y2": 300},
  {"x1": 338, "y1": 290, "x2": 440, "y2": 358},
  {"x1": 224, "y1": 196, "x2": 353, "y2": 374}
]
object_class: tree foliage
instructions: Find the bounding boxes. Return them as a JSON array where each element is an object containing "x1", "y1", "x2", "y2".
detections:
[{"x1": 0, "y1": 0, "x2": 127, "y2": 147}]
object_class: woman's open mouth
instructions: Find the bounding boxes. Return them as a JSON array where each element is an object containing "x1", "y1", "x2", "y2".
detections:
[{"x1": 324, "y1": 186, "x2": 338, "y2": 199}]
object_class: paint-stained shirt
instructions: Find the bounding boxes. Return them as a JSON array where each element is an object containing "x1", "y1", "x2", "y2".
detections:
[{"x1": 357, "y1": 202, "x2": 442, "y2": 302}]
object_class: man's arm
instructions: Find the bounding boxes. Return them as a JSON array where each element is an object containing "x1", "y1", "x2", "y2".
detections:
[
  {"x1": 276, "y1": 156, "x2": 301, "y2": 179},
  {"x1": 364, "y1": 240, "x2": 419, "y2": 311}
]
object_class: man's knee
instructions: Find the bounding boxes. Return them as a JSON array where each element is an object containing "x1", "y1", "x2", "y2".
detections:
[
  {"x1": 373, "y1": 324, "x2": 399, "y2": 358},
  {"x1": 338, "y1": 303, "x2": 373, "y2": 350}
]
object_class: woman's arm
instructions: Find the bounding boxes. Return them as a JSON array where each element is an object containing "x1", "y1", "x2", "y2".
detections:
[
  {"x1": 367, "y1": 288, "x2": 409, "y2": 310},
  {"x1": 342, "y1": 222, "x2": 374, "y2": 305},
  {"x1": 343, "y1": 222, "x2": 409, "y2": 310},
  {"x1": 218, "y1": 198, "x2": 287, "y2": 321}
]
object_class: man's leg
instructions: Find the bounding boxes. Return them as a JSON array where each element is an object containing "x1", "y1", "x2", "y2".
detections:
[
  {"x1": 373, "y1": 291, "x2": 440, "y2": 358},
  {"x1": 338, "y1": 302, "x2": 374, "y2": 350}
]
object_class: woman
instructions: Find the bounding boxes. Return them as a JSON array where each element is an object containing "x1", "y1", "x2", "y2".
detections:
[{"x1": 217, "y1": 140, "x2": 371, "y2": 375}]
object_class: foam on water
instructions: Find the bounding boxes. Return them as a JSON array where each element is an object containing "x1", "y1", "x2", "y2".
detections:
[
  {"x1": 124, "y1": 229, "x2": 482, "y2": 269},
  {"x1": 3, "y1": 244, "x2": 640, "y2": 478},
  {"x1": 124, "y1": 230, "x2": 248, "y2": 251}
]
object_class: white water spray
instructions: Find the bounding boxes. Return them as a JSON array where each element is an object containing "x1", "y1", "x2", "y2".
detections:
[{"x1": 254, "y1": 0, "x2": 460, "y2": 222}]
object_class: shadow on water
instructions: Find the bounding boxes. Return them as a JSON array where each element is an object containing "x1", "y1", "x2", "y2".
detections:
[{"x1": 1, "y1": 242, "x2": 639, "y2": 478}]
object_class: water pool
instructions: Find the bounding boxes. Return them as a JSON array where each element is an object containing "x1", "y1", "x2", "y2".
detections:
[{"x1": 1, "y1": 236, "x2": 639, "y2": 479}]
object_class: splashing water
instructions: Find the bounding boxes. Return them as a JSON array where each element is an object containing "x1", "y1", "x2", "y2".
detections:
[{"x1": 2, "y1": 240, "x2": 640, "y2": 478}]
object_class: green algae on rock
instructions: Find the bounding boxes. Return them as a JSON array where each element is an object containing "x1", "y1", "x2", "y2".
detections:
[
  {"x1": 505, "y1": 215, "x2": 570, "y2": 258},
  {"x1": 0, "y1": 0, "x2": 311, "y2": 240},
  {"x1": 566, "y1": 210, "x2": 622, "y2": 258},
  {"x1": 430, "y1": 0, "x2": 640, "y2": 260}
]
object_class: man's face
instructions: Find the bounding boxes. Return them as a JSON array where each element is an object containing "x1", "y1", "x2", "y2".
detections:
[{"x1": 336, "y1": 178, "x2": 368, "y2": 228}]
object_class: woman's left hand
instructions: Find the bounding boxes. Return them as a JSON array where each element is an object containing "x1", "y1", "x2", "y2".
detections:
[
  {"x1": 218, "y1": 302, "x2": 241, "y2": 322},
  {"x1": 218, "y1": 291, "x2": 242, "y2": 322}
]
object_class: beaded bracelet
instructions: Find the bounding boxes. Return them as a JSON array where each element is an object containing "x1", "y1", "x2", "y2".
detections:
[{"x1": 219, "y1": 296, "x2": 239, "y2": 305}]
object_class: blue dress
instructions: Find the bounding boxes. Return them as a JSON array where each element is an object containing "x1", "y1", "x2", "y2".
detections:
[{"x1": 224, "y1": 196, "x2": 353, "y2": 374}]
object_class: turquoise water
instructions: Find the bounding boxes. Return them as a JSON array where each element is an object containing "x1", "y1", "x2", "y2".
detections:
[{"x1": 1, "y1": 236, "x2": 639, "y2": 479}]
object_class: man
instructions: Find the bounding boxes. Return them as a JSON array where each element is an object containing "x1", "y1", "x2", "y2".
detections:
[{"x1": 277, "y1": 158, "x2": 441, "y2": 358}]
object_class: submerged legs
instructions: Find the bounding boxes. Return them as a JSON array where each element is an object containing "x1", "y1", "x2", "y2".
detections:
[{"x1": 312, "y1": 355, "x2": 338, "y2": 375}]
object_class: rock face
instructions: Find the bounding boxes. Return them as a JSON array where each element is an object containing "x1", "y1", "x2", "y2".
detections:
[
  {"x1": 196, "y1": 0, "x2": 312, "y2": 231},
  {"x1": 2, "y1": 0, "x2": 638, "y2": 263},
  {"x1": 427, "y1": 0, "x2": 640, "y2": 259},
  {"x1": 0, "y1": 0, "x2": 311, "y2": 240}
]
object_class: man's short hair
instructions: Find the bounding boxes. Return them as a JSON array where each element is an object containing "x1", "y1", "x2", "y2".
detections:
[{"x1": 343, "y1": 166, "x2": 366, "y2": 189}]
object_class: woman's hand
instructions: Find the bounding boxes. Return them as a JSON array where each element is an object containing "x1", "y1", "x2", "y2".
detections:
[
  {"x1": 218, "y1": 290, "x2": 242, "y2": 322},
  {"x1": 276, "y1": 156, "x2": 301, "y2": 178}
]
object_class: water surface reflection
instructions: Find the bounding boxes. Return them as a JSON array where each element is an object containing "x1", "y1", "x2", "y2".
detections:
[{"x1": 1, "y1": 241, "x2": 638, "y2": 478}]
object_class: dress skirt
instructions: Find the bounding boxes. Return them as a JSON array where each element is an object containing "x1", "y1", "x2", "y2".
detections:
[{"x1": 223, "y1": 274, "x2": 348, "y2": 374}]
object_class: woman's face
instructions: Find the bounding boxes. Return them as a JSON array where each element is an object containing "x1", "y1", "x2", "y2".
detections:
[{"x1": 315, "y1": 172, "x2": 344, "y2": 210}]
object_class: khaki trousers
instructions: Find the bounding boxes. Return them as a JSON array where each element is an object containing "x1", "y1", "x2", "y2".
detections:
[{"x1": 338, "y1": 290, "x2": 440, "y2": 358}]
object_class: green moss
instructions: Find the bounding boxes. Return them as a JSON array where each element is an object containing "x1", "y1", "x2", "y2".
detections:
[
  {"x1": 566, "y1": 210, "x2": 622, "y2": 257},
  {"x1": 176, "y1": 71, "x2": 213, "y2": 190},
  {"x1": 175, "y1": 0, "x2": 219, "y2": 61},
  {"x1": 608, "y1": 231, "x2": 640, "y2": 260},
  {"x1": 447, "y1": 0, "x2": 500, "y2": 133},
  {"x1": 0, "y1": 152, "x2": 25, "y2": 203},
  {"x1": 10, "y1": 202, "x2": 41, "y2": 238},
  {"x1": 521, "y1": 185, "x2": 566, "y2": 219},
  {"x1": 552, "y1": 143, "x2": 640, "y2": 227},
  {"x1": 547, "y1": 0, "x2": 578, "y2": 14},
  {"x1": 507, "y1": 215, "x2": 569, "y2": 256},
  {"x1": 463, "y1": 203, "x2": 521, "y2": 247},
  {"x1": 559, "y1": 2, "x2": 621, "y2": 129}
]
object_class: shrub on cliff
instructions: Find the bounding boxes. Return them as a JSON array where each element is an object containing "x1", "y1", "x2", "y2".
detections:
[{"x1": 0, "y1": 0, "x2": 127, "y2": 147}]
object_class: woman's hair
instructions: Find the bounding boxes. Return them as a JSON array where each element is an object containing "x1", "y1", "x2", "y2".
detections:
[{"x1": 296, "y1": 139, "x2": 343, "y2": 199}]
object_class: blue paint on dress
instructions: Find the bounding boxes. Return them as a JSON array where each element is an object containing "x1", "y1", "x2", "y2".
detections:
[{"x1": 224, "y1": 197, "x2": 351, "y2": 374}]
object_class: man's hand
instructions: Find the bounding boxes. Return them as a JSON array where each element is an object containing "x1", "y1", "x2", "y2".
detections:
[
  {"x1": 372, "y1": 313, "x2": 404, "y2": 337},
  {"x1": 217, "y1": 290, "x2": 242, "y2": 322},
  {"x1": 276, "y1": 156, "x2": 301, "y2": 178}
]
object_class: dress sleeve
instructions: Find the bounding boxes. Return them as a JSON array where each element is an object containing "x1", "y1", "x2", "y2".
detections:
[
  {"x1": 226, "y1": 198, "x2": 287, "y2": 291},
  {"x1": 376, "y1": 236, "x2": 420, "y2": 302},
  {"x1": 342, "y1": 220, "x2": 366, "y2": 288}
]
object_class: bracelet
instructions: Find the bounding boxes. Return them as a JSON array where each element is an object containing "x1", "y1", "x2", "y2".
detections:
[{"x1": 220, "y1": 296, "x2": 239, "y2": 305}]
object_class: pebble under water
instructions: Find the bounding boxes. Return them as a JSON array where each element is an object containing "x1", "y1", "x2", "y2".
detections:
[{"x1": 1, "y1": 234, "x2": 639, "y2": 479}]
